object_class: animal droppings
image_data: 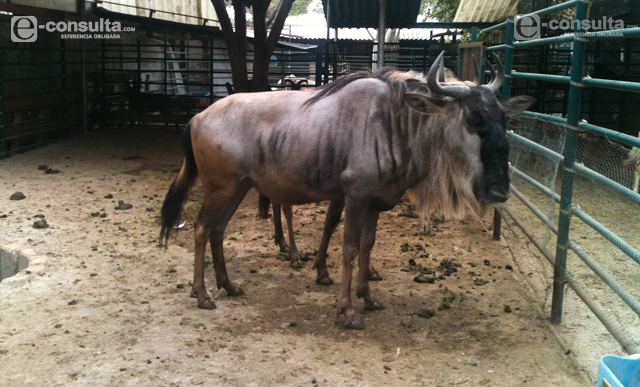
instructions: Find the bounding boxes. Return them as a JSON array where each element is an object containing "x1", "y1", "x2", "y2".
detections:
[
  {"x1": 416, "y1": 309, "x2": 436, "y2": 318},
  {"x1": 33, "y1": 219, "x2": 49, "y2": 229},
  {"x1": 115, "y1": 201, "x2": 133, "y2": 210},
  {"x1": 414, "y1": 275, "x2": 436, "y2": 284},
  {"x1": 10, "y1": 192, "x2": 26, "y2": 200}
]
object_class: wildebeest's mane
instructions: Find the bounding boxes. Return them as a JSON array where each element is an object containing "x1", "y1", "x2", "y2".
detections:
[{"x1": 304, "y1": 70, "x2": 416, "y2": 107}]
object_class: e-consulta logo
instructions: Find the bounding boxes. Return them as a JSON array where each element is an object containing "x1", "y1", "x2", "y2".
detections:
[
  {"x1": 514, "y1": 14, "x2": 629, "y2": 41},
  {"x1": 10, "y1": 16, "x2": 135, "y2": 42}
]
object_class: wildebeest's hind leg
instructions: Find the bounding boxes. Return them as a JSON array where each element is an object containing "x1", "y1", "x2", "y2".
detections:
[
  {"x1": 191, "y1": 182, "x2": 250, "y2": 309},
  {"x1": 282, "y1": 204, "x2": 302, "y2": 268},
  {"x1": 356, "y1": 208, "x2": 385, "y2": 311}
]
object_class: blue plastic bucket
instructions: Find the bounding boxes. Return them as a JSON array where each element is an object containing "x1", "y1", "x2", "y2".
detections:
[{"x1": 597, "y1": 354, "x2": 640, "y2": 387}]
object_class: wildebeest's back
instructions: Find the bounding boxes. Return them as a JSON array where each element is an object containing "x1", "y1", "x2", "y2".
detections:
[{"x1": 190, "y1": 79, "x2": 411, "y2": 205}]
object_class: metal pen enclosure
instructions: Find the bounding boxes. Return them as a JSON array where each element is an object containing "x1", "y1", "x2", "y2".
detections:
[{"x1": 480, "y1": 0, "x2": 640, "y2": 357}]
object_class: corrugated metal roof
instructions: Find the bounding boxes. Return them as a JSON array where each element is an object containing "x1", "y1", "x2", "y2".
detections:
[
  {"x1": 100, "y1": 0, "x2": 220, "y2": 27},
  {"x1": 453, "y1": 0, "x2": 520, "y2": 22},
  {"x1": 322, "y1": 0, "x2": 421, "y2": 28}
]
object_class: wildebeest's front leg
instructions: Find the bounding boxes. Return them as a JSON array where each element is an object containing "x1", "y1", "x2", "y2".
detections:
[
  {"x1": 356, "y1": 208, "x2": 385, "y2": 311},
  {"x1": 272, "y1": 202, "x2": 302, "y2": 268},
  {"x1": 313, "y1": 200, "x2": 344, "y2": 285},
  {"x1": 338, "y1": 195, "x2": 372, "y2": 329},
  {"x1": 281, "y1": 204, "x2": 302, "y2": 268},
  {"x1": 272, "y1": 202, "x2": 288, "y2": 252},
  {"x1": 313, "y1": 200, "x2": 382, "y2": 285},
  {"x1": 419, "y1": 214, "x2": 433, "y2": 236}
]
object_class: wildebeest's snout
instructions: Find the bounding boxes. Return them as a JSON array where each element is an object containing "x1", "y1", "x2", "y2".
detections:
[{"x1": 489, "y1": 183, "x2": 510, "y2": 203}]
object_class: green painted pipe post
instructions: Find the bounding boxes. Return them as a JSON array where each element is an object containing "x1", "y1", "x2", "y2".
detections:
[
  {"x1": 0, "y1": 40, "x2": 5, "y2": 159},
  {"x1": 502, "y1": 15, "x2": 514, "y2": 98},
  {"x1": 551, "y1": 0, "x2": 589, "y2": 324},
  {"x1": 471, "y1": 27, "x2": 478, "y2": 42},
  {"x1": 491, "y1": 18, "x2": 515, "y2": 239}
]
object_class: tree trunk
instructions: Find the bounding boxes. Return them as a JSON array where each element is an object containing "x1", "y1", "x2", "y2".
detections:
[
  {"x1": 210, "y1": 0, "x2": 294, "y2": 94},
  {"x1": 250, "y1": 0, "x2": 272, "y2": 91}
]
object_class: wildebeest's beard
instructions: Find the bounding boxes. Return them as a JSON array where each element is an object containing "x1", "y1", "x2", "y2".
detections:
[{"x1": 409, "y1": 112, "x2": 484, "y2": 224}]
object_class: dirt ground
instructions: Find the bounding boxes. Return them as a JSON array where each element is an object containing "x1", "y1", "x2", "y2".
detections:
[{"x1": 0, "y1": 128, "x2": 589, "y2": 386}]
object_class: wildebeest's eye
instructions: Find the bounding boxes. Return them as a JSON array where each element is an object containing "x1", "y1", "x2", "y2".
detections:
[{"x1": 468, "y1": 112, "x2": 484, "y2": 128}]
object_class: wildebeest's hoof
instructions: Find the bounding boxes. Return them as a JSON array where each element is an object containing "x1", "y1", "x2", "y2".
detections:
[
  {"x1": 345, "y1": 318, "x2": 365, "y2": 330},
  {"x1": 368, "y1": 271, "x2": 383, "y2": 281},
  {"x1": 365, "y1": 300, "x2": 385, "y2": 311},
  {"x1": 198, "y1": 298, "x2": 217, "y2": 310},
  {"x1": 276, "y1": 238, "x2": 289, "y2": 252},
  {"x1": 419, "y1": 226, "x2": 431, "y2": 235},
  {"x1": 290, "y1": 259, "x2": 302, "y2": 269},
  {"x1": 316, "y1": 276, "x2": 334, "y2": 286},
  {"x1": 226, "y1": 285, "x2": 245, "y2": 297}
]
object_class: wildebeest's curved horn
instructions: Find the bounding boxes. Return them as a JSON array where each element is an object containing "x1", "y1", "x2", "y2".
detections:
[
  {"x1": 485, "y1": 52, "x2": 504, "y2": 94},
  {"x1": 485, "y1": 59, "x2": 496, "y2": 84},
  {"x1": 438, "y1": 64, "x2": 445, "y2": 83},
  {"x1": 472, "y1": 56, "x2": 481, "y2": 85},
  {"x1": 427, "y1": 51, "x2": 470, "y2": 98}
]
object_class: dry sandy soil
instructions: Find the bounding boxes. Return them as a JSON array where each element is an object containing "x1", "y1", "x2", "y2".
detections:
[{"x1": 0, "y1": 129, "x2": 588, "y2": 386}]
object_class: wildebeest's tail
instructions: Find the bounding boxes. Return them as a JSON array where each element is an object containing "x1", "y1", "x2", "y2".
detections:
[
  {"x1": 160, "y1": 123, "x2": 198, "y2": 246},
  {"x1": 258, "y1": 194, "x2": 271, "y2": 219}
]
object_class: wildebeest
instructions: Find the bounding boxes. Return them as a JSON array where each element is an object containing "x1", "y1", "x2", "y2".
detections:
[{"x1": 160, "y1": 51, "x2": 534, "y2": 329}]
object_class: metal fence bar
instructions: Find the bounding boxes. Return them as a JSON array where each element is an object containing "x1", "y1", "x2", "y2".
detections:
[
  {"x1": 573, "y1": 163, "x2": 640, "y2": 206},
  {"x1": 571, "y1": 208, "x2": 640, "y2": 266},
  {"x1": 500, "y1": 201, "x2": 640, "y2": 354},
  {"x1": 519, "y1": 112, "x2": 640, "y2": 149},
  {"x1": 485, "y1": 44, "x2": 507, "y2": 52},
  {"x1": 0, "y1": 42, "x2": 4, "y2": 159},
  {"x1": 508, "y1": 132, "x2": 640, "y2": 205},
  {"x1": 508, "y1": 131, "x2": 563, "y2": 162},
  {"x1": 514, "y1": 34, "x2": 575, "y2": 48},
  {"x1": 582, "y1": 77, "x2": 640, "y2": 93},
  {"x1": 552, "y1": 0, "x2": 591, "y2": 323},
  {"x1": 587, "y1": 27, "x2": 640, "y2": 40},
  {"x1": 578, "y1": 122, "x2": 640, "y2": 149},
  {"x1": 510, "y1": 185, "x2": 640, "y2": 317},
  {"x1": 480, "y1": 0, "x2": 580, "y2": 34},
  {"x1": 511, "y1": 162, "x2": 640, "y2": 277},
  {"x1": 511, "y1": 72, "x2": 571, "y2": 84},
  {"x1": 465, "y1": 0, "x2": 640, "y2": 350},
  {"x1": 482, "y1": 22, "x2": 507, "y2": 35},
  {"x1": 502, "y1": 16, "x2": 515, "y2": 98}
]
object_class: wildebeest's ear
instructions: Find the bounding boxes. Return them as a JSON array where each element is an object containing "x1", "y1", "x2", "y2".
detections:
[
  {"x1": 501, "y1": 95, "x2": 535, "y2": 116},
  {"x1": 403, "y1": 93, "x2": 448, "y2": 114}
]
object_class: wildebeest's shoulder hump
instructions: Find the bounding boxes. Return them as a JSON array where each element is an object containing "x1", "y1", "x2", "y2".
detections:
[{"x1": 304, "y1": 71, "x2": 393, "y2": 107}]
